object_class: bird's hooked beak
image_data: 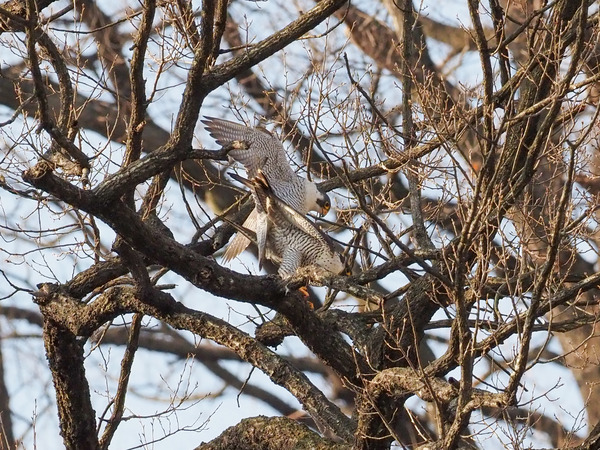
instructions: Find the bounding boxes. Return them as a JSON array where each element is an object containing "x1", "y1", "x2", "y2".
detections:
[{"x1": 317, "y1": 193, "x2": 331, "y2": 216}]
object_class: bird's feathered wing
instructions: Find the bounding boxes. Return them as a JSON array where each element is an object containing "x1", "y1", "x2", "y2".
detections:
[
  {"x1": 202, "y1": 117, "x2": 296, "y2": 182},
  {"x1": 230, "y1": 171, "x2": 343, "y2": 278},
  {"x1": 204, "y1": 117, "x2": 313, "y2": 263},
  {"x1": 279, "y1": 247, "x2": 303, "y2": 279},
  {"x1": 266, "y1": 188, "x2": 337, "y2": 251},
  {"x1": 229, "y1": 173, "x2": 271, "y2": 267}
]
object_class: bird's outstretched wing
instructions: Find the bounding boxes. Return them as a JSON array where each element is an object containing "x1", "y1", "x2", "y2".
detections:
[
  {"x1": 205, "y1": 117, "x2": 332, "y2": 263},
  {"x1": 202, "y1": 117, "x2": 296, "y2": 182}
]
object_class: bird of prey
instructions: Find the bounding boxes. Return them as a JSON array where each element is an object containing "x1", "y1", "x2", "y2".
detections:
[
  {"x1": 229, "y1": 171, "x2": 345, "y2": 279},
  {"x1": 202, "y1": 117, "x2": 330, "y2": 264}
]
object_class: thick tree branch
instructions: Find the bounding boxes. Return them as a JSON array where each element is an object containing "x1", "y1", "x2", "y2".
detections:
[
  {"x1": 35, "y1": 284, "x2": 356, "y2": 442},
  {"x1": 195, "y1": 416, "x2": 347, "y2": 450}
]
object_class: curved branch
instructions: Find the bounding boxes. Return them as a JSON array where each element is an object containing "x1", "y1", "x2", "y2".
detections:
[
  {"x1": 35, "y1": 284, "x2": 356, "y2": 442},
  {"x1": 22, "y1": 165, "x2": 368, "y2": 385}
]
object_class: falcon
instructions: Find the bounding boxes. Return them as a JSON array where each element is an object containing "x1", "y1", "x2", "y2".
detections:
[
  {"x1": 229, "y1": 171, "x2": 345, "y2": 279},
  {"x1": 202, "y1": 117, "x2": 330, "y2": 264}
]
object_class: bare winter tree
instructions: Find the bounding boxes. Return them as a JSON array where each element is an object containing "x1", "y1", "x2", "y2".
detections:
[{"x1": 1, "y1": 0, "x2": 600, "y2": 448}]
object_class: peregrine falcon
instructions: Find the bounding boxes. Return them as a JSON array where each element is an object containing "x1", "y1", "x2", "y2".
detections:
[
  {"x1": 229, "y1": 171, "x2": 345, "y2": 279},
  {"x1": 202, "y1": 117, "x2": 330, "y2": 264}
]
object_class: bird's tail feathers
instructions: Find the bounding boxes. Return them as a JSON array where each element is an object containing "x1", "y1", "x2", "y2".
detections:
[
  {"x1": 230, "y1": 170, "x2": 274, "y2": 196},
  {"x1": 229, "y1": 171, "x2": 252, "y2": 189},
  {"x1": 253, "y1": 169, "x2": 272, "y2": 193},
  {"x1": 222, "y1": 205, "x2": 259, "y2": 263},
  {"x1": 222, "y1": 233, "x2": 251, "y2": 263},
  {"x1": 222, "y1": 216, "x2": 257, "y2": 242},
  {"x1": 221, "y1": 218, "x2": 255, "y2": 263}
]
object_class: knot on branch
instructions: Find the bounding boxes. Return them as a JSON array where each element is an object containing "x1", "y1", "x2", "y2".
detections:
[
  {"x1": 33, "y1": 282, "x2": 63, "y2": 305},
  {"x1": 256, "y1": 314, "x2": 292, "y2": 347},
  {"x1": 22, "y1": 160, "x2": 53, "y2": 182},
  {"x1": 195, "y1": 265, "x2": 214, "y2": 284}
]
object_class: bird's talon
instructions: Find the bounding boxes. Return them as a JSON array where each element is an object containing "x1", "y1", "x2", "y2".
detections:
[{"x1": 298, "y1": 286, "x2": 309, "y2": 297}]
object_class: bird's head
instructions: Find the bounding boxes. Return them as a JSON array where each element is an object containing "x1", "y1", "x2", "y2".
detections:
[
  {"x1": 316, "y1": 191, "x2": 331, "y2": 216},
  {"x1": 304, "y1": 179, "x2": 331, "y2": 216}
]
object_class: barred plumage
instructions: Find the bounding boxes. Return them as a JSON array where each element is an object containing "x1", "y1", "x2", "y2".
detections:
[
  {"x1": 202, "y1": 117, "x2": 330, "y2": 263},
  {"x1": 230, "y1": 171, "x2": 344, "y2": 278}
]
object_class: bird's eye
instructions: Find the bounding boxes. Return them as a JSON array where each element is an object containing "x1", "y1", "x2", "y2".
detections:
[{"x1": 320, "y1": 199, "x2": 331, "y2": 216}]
